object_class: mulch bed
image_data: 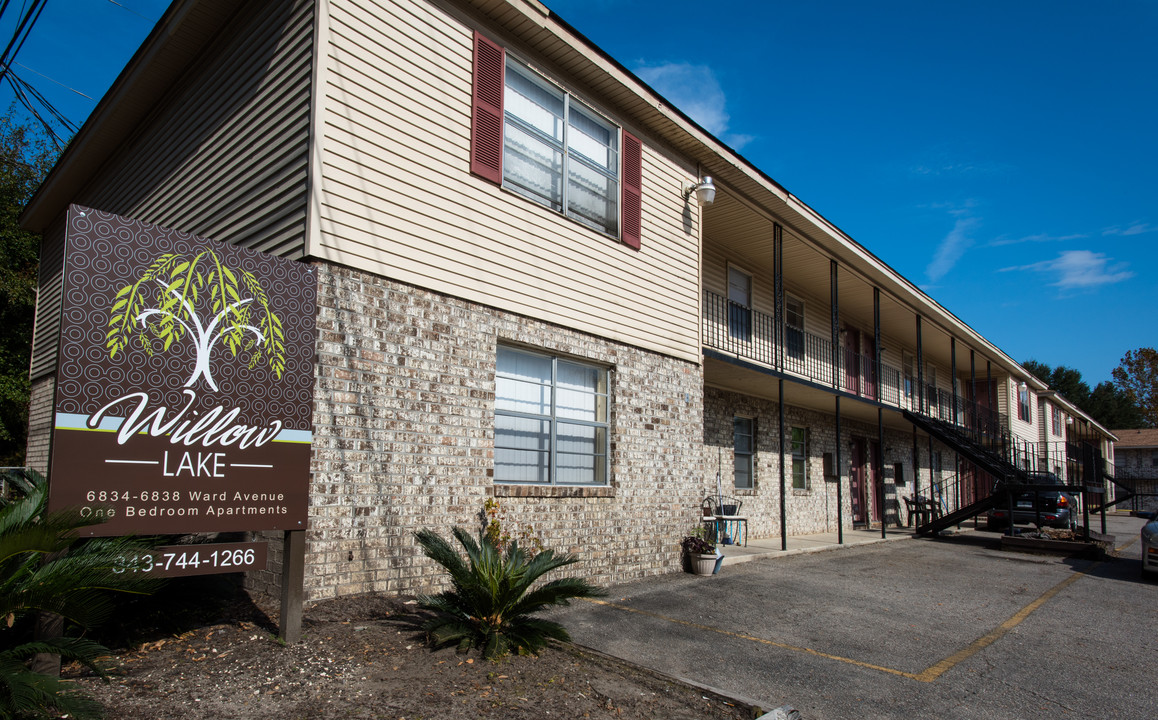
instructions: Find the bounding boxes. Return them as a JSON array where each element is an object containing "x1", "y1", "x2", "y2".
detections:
[{"x1": 63, "y1": 577, "x2": 754, "y2": 720}]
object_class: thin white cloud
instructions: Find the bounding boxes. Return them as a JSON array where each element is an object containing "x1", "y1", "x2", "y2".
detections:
[
  {"x1": 988, "y1": 232, "x2": 1088, "y2": 247},
  {"x1": 633, "y1": 61, "x2": 753, "y2": 150},
  {"x1": 1102, "y1": 222, "x2": 1155, "y2": 237},
  {"x1": 926, "y1": 217, "x2": 978, "y2": 282},
  {"x1": 910, "y1": 149, "x2": 1011, "y2": 178},
  {"x1": 999, "y1": 250, "x2": 1134, "y2": 289}
]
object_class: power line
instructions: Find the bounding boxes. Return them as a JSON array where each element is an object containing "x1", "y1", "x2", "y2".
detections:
[
  {"x1": 0, "y1": 0, "x2": 74, "y2": 149},
  {"x1": 14, "y1": 61, "x2": 93, "y2": 100},
  {"x1": 105, "y1": 0, "x2": 154, "y2": 23}
]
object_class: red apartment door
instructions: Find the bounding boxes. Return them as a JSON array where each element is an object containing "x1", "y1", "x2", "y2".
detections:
[
  {"x1": 843, "y1": 328, "x2": 860, "y2": 394},
  {"x1": 850, "y1": 437, "x2": 867, "y2": 525}
]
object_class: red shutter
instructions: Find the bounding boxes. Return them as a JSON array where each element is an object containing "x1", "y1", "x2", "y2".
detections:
[
  {"x1": 471, "y1": 32, "x2": 504, "y2": 184},
  {"x1": 621, "y1": 131, "x2": 642, "y2": 250}
]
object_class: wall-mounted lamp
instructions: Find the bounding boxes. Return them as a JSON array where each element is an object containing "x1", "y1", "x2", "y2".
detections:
[{"x1": 683, "y1": 176, "x2": 716, "y2": 206}]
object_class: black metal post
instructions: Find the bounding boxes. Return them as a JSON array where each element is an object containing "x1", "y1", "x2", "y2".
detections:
[
  {"x1": 970, "y1": 349, "x2": 976, "y2": 433},
  {"x1": 1095, "y1": 445, "x2": 1107, "y2": 535},
  {"x1": 779, "y1": 378, "x2": 787, "y2": 551},
  {"x1": 879, "y1": 407, "x2": 886, "y2": 538},
  {"x1": 915, "y1": 316, "x2": 924, "y2": 415},
  {"x1": 873, "y1": 288, "x2": 882, "y2": 403},
  {"x1": 912, "y1": 427, "x2": 920, "y2": 506},
  {"x1": 836, "y1": 395, "x2": 843, "y2": 545},
  {"x1": 774, "y1": 223, "x2": 783, "y2": 371},
  {"x1": 830, "y1": 261, "x2": 840, "y2": 390},
  {"x1": 951, "y1": 338, "x2": 958, "y2": 426}
]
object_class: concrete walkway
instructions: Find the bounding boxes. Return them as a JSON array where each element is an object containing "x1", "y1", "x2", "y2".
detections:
[{"x1": 714, "y1": 523, "x2": 923, "y2": 566}]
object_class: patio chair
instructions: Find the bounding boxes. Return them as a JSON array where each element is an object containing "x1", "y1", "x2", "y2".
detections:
[{"x1": 701, "y1": 495, "x2": 748, "y2": 546}]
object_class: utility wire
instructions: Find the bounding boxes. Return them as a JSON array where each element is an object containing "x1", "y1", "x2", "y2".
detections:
[
  {"x1": 0, "y1": 0, "x2": 75, "y2": 148},
  {"x1": 14, "y1": 62, "x2": 93, "y2": 100}
]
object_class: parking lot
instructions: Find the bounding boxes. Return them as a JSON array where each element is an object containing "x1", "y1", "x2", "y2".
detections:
[{"x1": 555, "y1": 513, "x2": 1155, "y2": 719}]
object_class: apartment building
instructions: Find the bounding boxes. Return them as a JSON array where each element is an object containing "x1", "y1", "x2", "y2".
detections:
[{"x1": 21, "y1": 0, "x2": 1114, "y2": 601}]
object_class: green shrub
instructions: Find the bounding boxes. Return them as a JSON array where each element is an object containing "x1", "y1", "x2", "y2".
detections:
[
  {"x1": 0, "y1": 470, "x2": 161, "y2": 719},
  {"x1": 414, "y1": 526, "x2": 603, "y2": 659}
]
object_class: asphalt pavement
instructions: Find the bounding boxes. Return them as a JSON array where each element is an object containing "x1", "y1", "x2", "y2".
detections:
[{"x1": 555, "y1": 513, "x2": 1156, "y2": 720}]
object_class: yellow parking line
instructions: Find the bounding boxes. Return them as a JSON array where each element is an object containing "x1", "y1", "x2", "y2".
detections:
[
  {"x1": 584, "y1": 557, "x2": 1108, "y2": 683},
  {"x1": 913, "y1": 567, "x2": 1091, "y2": 682},
  {"x1": 583, "y1": 598, "x2": 920, "y2": 679}
]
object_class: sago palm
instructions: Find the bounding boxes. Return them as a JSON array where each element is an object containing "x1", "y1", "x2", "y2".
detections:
[
  {"x1": 0, "y1": 470, "x2": 161, "y2": 719},
  {"x1": 414, "y1": 526, "x2": 603, "y2": 659}
]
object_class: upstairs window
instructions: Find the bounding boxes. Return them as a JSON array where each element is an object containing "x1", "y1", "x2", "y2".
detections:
[
  {"x1": 786, "y1": 296, "x2": 805, "y2": 362},
  {"x1": 902, "y1": 352, "x2": 915, "y2": 401},
  {"x1": 727, "y1": 266, "x2": 752, "y2": 341},
  {"x1": 471, "y1": 33, "x2": 642, "y2": 248},
  {"x1": 1017, "y1": 383, "x2": 1030, "y2": 422},
  {"x1": 1051, "y1": 406, "x2": 1062, "y2": 435}
]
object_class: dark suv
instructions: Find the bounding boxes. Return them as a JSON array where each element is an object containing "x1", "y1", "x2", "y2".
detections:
[{"x1": 986, "y1": 472, "x2": 1078, "y2": 530}]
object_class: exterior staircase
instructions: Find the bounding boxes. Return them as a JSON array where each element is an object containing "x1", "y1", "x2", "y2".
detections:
[{"x1": 902, "y1": 410, "x2": 1030, "y2": 536}]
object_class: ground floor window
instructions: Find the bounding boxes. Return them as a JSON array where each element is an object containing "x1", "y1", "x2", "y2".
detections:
[
  {"x1": 791, "y1": 426, "x2": 809, "y2": 489},
  {"x1": 494, "y1": 345, "x2": 609, "y2": 485},
  {"x1": 733, "y1": 417, "x2": 754, "y2": 489}
]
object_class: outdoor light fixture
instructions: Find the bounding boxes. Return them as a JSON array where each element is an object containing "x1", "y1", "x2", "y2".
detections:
[{"x1": 683, "y1": 176, "x2": 716, "y2": 206}]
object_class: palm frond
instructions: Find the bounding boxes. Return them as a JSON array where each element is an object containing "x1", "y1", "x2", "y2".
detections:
[{"x1": 412, "y1": 526, "x2": 603, "y2": 659}]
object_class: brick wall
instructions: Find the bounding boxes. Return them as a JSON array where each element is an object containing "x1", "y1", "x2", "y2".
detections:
[
  {"x1": 246, "y1": 263, "x2": 705, "y2": 602},
  {"x1": 704, "y1": 387, "x2": 950, "y2": 534}
]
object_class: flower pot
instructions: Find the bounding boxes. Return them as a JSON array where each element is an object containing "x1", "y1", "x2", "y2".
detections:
[{"x1": 690, "y1": 552, "x2": 717, "y2": 576}]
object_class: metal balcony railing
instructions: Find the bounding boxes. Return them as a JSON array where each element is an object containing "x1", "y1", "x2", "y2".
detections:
[{"x1": 703, "y1": 289, "x2": 1007, "y2": 433}]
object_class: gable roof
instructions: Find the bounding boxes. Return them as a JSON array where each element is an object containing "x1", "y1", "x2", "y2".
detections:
[{"x1": 1110, "y1": 428, "x2": 1158, "y2": 449}]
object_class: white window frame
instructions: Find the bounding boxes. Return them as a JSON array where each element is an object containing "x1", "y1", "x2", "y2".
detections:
[
  {"x1": 494, "y1": 345, "x2": 610, "y2": 486},
  {"x1": 790, "y1": 426, "x2": 809, "y2": 490},
  {"x1": 727, "y1": 264, "x2": 753, "y2": 342},
  {"x1": 502, "y1": 58, "x2": 620, "y2": 236},
  {"x1": 785, "y1": 295, "x2": 805, "y2": 362},
  {"x1": 902, "y1": 351, "x2": 915, "y2": 402},
  {"x1": 1017, "y1": 384, "x2": 1030, "y2": 422},
  {"x1": 733, "y1": 416, "x2": 754, "y2": 489}
]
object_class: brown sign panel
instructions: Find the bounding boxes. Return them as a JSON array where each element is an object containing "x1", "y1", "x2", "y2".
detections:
[{"x1": 49, "y1": 206, "x2": 316, "y2": 536}]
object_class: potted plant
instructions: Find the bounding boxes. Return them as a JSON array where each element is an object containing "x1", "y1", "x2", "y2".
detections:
[{"x1": 681, "y1": 527, "x2": 720, "y2": 575}]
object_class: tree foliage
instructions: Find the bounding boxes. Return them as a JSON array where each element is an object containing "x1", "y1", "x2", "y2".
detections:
[
  {"x1": 0, "y1": 469, "x2": 161, "y2": 719},
  {"x1": 1112, "y1": 348, "x2": 1158, "y2": 428},
  {"x1": 1021, "y1": 358, "x2": 1144, "y2": 429},
  {"x1": 0, "y1": 113, "x2": 56, "y2": 466}
]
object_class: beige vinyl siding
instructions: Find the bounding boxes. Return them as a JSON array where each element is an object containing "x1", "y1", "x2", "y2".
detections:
[
  {"x1": 314, "y1": 0, "x2": 701, "y2": 363},
  {"x1": 29, "y1": 218, "x2": 66, "y2": 381},
  {"x1": 74, "y1": 0, "x2": 312, "y2": 258}
]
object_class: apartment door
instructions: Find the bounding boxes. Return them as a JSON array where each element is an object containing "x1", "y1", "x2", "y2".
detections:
[
  {"x1": 842, "y1": 327, "x2": 860, "y2": 394},
  {"x1": 863, "y1": 337, "x2": 877, "y2": 399},
  {"x1": 850, "y1": 437, "x2": 867, "y2": 526}
]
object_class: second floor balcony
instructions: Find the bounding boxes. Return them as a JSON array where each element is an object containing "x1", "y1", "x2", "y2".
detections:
[{"x1": 703, "y1": 289, "x2": 1005, "y2": 436}]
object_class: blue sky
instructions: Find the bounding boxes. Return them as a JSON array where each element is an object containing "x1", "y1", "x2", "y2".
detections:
[{"x1": 4, "y1": 0, "x2": 1156, "y2": 386}]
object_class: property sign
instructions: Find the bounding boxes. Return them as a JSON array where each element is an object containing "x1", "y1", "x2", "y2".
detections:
[{"x1": 49, "y1": 206, "x2": 317, "y2": 536}]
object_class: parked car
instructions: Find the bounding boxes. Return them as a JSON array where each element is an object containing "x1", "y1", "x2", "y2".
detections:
[
  {"x1": 986, "y1": 472, "x2": 1078, "y2": 531},
  {"x1": 1142, "y1": 511, "x2": 1158, "y2": 577}
]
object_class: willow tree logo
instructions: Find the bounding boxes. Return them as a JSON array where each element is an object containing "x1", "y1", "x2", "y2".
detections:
[{"x1": 105, "y1": 247, "x2": 287, "y2": 391}]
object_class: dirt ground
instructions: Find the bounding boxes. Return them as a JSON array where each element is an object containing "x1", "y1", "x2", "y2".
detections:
[{"x1": 64, "y1": 577, "x2": 754, "y2": 720}]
